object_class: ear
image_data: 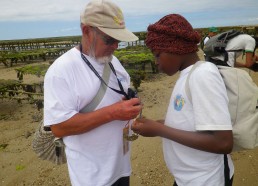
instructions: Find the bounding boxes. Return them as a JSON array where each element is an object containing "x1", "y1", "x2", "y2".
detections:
[{"x1": 81, "y1": 24, "x2": 91, "y2": 35}]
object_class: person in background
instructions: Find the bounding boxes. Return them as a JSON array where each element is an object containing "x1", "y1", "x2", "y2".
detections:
[
  {"x1": 132, "y1": 14, "x2": 234, "y2": 186},
  {"x1": 202, "y1": 26, "x2": 218, "y2": 60},
  {"x1": 43, "y1": 0, "x2": 142, "y2": 185},
  {"x1": 211, "y1": 34, "x2": 258, "y2": 71},
  {"x1": 204, "y1": 26, "x2": 218, "y2": 44}
]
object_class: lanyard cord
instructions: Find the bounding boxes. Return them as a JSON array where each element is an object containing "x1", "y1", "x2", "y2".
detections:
[{"x1": 79, "y1": 44, "x2": 129, "y2": 99}]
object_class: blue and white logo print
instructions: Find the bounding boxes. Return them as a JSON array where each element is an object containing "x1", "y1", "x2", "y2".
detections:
[{"x1": 174, "y1": 94, "x2": 185, "y2": 111}]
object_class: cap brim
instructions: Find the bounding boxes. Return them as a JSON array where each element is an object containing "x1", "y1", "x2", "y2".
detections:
[{"x1": 98, "y1": 27, "x2": 138, "y2": 42}]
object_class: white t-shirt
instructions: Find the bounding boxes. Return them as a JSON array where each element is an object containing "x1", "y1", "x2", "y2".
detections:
[
  {"x1": 203, "y1": 36, "x2": 210, "y2": 57},
  {"x1": 213, "y1": 34, "x2": 256, "y2": 67},
  {"x1": 203, "y1": 36, "x2": 210, "y2": 45},
  {"x1": 44, "y1": 47, "x2": 131, "y2": 186},
  {"x1": 163, "y1": 62, "x2": 234, "y2": 186}
]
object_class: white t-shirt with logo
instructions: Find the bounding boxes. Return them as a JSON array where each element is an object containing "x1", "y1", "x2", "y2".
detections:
[
  {"x1": 44, "y1": 47, "x2": 131, "y2": 186},
  {"x1": 163, "y1": 62, "x2": 234, "y2": 186}
]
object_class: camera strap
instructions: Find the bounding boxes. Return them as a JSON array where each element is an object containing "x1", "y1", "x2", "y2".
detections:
[{"x1": 79, "y1": 44, "x2": 129, "y2": 99}]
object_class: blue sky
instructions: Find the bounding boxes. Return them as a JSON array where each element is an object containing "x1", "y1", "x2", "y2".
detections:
[{"x1": 1, "y1": 0, "x2": 258, "y2": 41}]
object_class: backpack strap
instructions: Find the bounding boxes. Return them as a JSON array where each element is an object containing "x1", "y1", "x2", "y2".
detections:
[
  {"x1": 80, "y1": 62, "x2": 111, "y2": 113},
  {"x1": 185, "y1": 63, "x2": 231, "y2": 185},
  {"x1": 185, "y1": 61, "x2": 204, "y2": 103},
  {"x1": 225, "y1": 49, "x2": 244, "y2": 60},
  {"x1": 224, "y1": 154, "x2": 231, "y2": 186}
]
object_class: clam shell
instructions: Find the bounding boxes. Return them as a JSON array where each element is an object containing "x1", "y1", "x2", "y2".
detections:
[{"x1": 32, "y1": 120, "x2": 66, "y2": 165}]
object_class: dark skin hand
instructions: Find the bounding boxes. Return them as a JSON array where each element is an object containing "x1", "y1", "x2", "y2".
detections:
[{"x1": 131, "y1": 118, "x2": 233, "y2": 154}]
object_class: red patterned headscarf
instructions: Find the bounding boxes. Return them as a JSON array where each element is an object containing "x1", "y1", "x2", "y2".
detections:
[{"x1": 145, "y1": 14, "x2": 201, "y2": 55}]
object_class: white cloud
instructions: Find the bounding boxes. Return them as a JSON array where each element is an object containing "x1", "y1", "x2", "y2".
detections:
[
  {"x1": 248, "y1": 17, "x2": 258, "y2": 21},
  {"x1": 0, "y1": 0, "x2": 85, "y2": 21},
  {"x1": 58, "y1": 27, "x2": 80, "y2": 32},
  {"x1": 1, "y1": 0, "x2": 257, "y2": 22},
  {"x1": 1, "y1": 0, "x2": 258, "y2": 40}
]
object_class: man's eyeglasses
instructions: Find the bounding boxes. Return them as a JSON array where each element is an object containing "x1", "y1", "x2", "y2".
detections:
[{"x1": 94, "y1": 28, "x2": 119, "y2": 45}]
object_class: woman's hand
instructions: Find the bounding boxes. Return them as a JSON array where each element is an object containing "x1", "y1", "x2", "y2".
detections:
[{"x1": 131, "y1": 118, "x2": 163, "y2": 137}]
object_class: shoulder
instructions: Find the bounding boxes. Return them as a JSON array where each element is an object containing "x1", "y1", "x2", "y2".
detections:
[
  {"x1": 190, "y1": 62, "x2": 223, "y2": 86},
  {"x1": 230, "y1": 34, "x2": 254, "y2": 43},
  {"x1": 111, "y1": 55, "x2": 128, "y2": 73},
  {"x1": 111, "y1": 55, "x2": 121, "y2": 66},
  {"x1": 228, "y1": 34, "x2": 255, "y2": 50},
  {"x1": 189, "y1": 62, "x2": 228, "y2": 101},
  {"x1": 194, "y1": 62, "x2": 219, "y2": 76},
  {"x1": 45, "y1": 47, "x2": 81, "y2": 78}
]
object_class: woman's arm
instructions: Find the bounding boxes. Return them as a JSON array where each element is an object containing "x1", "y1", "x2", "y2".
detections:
[{"x1": 131, "y1": 118, "x2": 233, "y2": 154}]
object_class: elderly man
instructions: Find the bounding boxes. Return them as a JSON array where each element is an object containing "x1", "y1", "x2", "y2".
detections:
[{"x1": 43, "y1": 0, "x2": 142, "y2": 185}]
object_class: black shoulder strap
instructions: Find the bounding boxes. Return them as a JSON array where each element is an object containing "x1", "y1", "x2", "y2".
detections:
[{"x1": 224, "y1": 154, "x2": 230, "y2": 186}]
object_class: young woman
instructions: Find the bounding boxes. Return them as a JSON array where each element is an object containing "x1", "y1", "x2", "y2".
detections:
[{"x1": 131, "y1": 14, "x2": 234, "y2": 186}]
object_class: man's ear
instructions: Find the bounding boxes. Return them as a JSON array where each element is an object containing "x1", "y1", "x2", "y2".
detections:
[{"x1": 81, "y1": 24, "x2": 91, "y2": 35}]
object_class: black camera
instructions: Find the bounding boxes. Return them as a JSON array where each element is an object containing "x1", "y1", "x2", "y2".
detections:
[{"x1": 126, "y1": 88, "x2": 138, "y2": 100}]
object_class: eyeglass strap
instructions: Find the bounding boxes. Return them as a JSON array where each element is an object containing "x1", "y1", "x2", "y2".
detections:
[
  {"x1": 108, "y1": 62, "x2": 128, "y2": 97},
  {"x1": 79, "y1": 44, "x2": 128, "y2": 99}
]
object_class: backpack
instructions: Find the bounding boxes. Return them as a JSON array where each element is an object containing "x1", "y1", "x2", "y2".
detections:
[
  {"x1": 203, "y1": 30, "x2": 244, "y2": 62},
  {"x1": 186, "y1": 62, "x2": 258, "y2": 151}
]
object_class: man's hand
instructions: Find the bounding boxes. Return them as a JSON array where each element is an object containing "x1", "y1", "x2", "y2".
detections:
[{"x1": 110, "y1": 98, "x2": 142, "y2": 121}]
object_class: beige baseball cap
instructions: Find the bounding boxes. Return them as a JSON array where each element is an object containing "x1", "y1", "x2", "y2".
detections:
[{"x1": 80, "y1": 0, "x2": 138, "y2": 42}]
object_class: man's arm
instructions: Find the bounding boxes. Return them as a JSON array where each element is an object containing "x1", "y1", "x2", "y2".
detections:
[
  {"x1": 235, "y1": 52, "x2": 255, "y2": 68},
  {"x1": 51, "y1": 98, "x2": 142, "y2": 138},
  {"x1": 255, "y1": 54, "x2": 258, "y2": 61}
]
